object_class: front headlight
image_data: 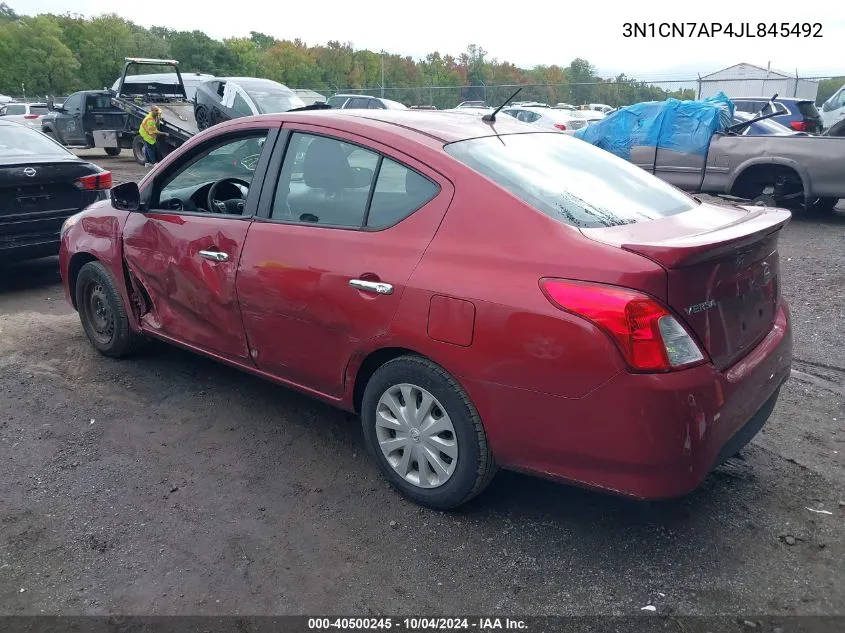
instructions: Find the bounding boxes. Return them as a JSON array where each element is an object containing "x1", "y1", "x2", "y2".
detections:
[{"x1": 60, "y1": 212, "x2": 83, "y2": 239}]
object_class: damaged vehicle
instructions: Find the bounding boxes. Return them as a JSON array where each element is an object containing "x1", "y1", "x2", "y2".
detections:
[
  {"x1": 59, "y1": 109, "x2": 792, "y2": 510},
  {"x1": 574, "y1": 93, "x2": 845, "y2": 213},
  {"x1": 194, "y1": 78, "x2": 305, "y2": 130}
]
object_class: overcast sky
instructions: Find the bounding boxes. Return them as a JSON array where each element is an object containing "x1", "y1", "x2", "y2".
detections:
[{"x1": 13, "y1": 0, "x2": 843, "y2": 79}]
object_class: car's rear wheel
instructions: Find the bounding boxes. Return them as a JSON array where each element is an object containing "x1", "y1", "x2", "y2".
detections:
[
  {"x1": 75, "y1": 261, "x2": 142, "y2": 358},
  {"x1": 104, "y1": 147, "x2": 121, "y2": 157},
  {"x1": 195, "y1": 105, "x2": 211, "y2": 131},
  {"x1": 361, "y1": 355, "x2": 496, "y2": 510},
  {"x1": 132, "y1": 135, "x2": 146, "y2": 165}
]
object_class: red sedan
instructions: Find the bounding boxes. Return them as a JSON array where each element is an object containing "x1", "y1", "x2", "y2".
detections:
[{"x1": 59, "y1": 109, "x2": 793, "y2": 509}]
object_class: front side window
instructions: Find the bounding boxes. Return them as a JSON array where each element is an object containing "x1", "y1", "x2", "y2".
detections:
[
  {"x1": 62, "y1": 94, "x2": 83, "y2": 112},
  {"x1": 444, "y1": 132, "x2": 697, "y2": 228},
  {"x1": 232, "y1": 92, "x2": 254, "y2": 117},
  {"x1": 156, "y1": 131, "x2": 269, "y2": 213}
]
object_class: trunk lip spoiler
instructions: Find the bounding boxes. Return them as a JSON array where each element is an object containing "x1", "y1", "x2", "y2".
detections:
[{"x1": 580, "y1": 204, "x2": 792, "y2": 269}]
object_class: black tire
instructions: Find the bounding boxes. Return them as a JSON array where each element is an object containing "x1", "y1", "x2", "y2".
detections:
[
  {"x1": 809, "y1": 197, "x2": 838, "y2": 213},
  {"x1": 75, "y1": 261, "x2": 142, "y2": 358},
  {"x1": 43, "y1": 129, "x2": 59, "y2": 142},
  {"x1": 195, "y1": 105, "x2": 210, "y2": 131},
  {"x1": 132, "y1": 134, "x2": 146, "y2": 165},
  {"x1": 361, "y1": 355, "x2": 497, "y2": 510},
  {"x1": 104, "y1": 146, "x2": 121, "y2": 157}
]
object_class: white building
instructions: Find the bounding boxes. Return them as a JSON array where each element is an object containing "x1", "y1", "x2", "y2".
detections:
[{"x1": 698, "y1": 63, "x2": 819, "y2": 101}]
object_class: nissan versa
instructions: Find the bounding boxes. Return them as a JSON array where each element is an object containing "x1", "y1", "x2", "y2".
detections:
[{"x1": 59, "y1": 109, "x2": 793, "y2": 509}]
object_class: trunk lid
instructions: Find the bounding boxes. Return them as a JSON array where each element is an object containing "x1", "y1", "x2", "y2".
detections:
[
  {"x1": 581, "y1": 202, "x2": 791, "y2": 370},
  {"x1": 0, "y1": 159, "x2": 101, "y2": 245}
]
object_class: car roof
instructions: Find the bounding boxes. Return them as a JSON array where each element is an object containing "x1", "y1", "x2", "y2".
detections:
[{"x1": 239, "y1": 109, "x2": 534, "y2": 143}]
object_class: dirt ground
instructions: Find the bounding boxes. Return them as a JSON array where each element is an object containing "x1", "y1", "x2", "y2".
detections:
[{"x1": 0, "y1": 151, "x2": 843, "y2": 616}]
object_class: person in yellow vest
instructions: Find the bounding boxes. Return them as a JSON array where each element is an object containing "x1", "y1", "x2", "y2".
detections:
[{"x1": 139, "y1": 106, "x2": 164, "y2": 167}]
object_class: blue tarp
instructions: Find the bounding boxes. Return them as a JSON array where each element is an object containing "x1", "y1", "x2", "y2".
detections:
[{"x1": 572, "y1": 92, "x2": 735, "y2": 160}]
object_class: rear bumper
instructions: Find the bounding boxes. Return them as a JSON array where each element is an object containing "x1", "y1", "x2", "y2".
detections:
[
  {"x1": 0, "y1": 236, "x2": 60, "y2": 263},
  {"x1": 467, "y1": 299, "x2": 792, "y2": 499}
]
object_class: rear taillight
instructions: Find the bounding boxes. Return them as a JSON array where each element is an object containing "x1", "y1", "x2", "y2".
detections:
[
  {"x1": 789, "y1": 121, "x2": 808, "y2": 131},
  {"x1": 540, "y1": 279, "x2": 706, "y2": 372},
  {"x1": 24, "y1": 114, "x2": 40, "y2": 119},
  {"x1": 554, "y1": 123, "x2": 567, "y2": 130},
  {"x1": 74, "y1": 171, "x2": 113, "y2": 191}
]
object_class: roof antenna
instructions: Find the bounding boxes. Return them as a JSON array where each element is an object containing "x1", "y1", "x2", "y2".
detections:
[{"x1": 483, "y1": 87, "x2": 523, "y2": 123}]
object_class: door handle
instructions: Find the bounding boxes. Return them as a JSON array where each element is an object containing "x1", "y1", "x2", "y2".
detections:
[
  {"x1": 349, "y1": 279, "x2": 393, "y2": 295},
  {"x1": 199, "y1": 250, "x2": 229, "y2": 262}
]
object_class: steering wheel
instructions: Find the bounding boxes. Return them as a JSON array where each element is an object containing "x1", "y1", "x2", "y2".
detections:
[{"x1": 207, "y1": 177, "x2": 250, "y2": 214}]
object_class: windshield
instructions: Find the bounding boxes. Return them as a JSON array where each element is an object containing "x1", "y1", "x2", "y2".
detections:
[
  {"x1": 0, "y1": 124, "x2": 70, "y2": 157},
  {"x1": 444, "y1": 132, "x2": 697, "y2": 228},
  {"x1": 246, "y1": 89, "x2": 306, "y2": 114}
]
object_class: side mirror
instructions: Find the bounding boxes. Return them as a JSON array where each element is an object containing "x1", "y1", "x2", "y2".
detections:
[
  {"x1": 110, "y1": 181, "x2": 141, "y2": 211},
  {"x1": 47, "y1": 95, "x2": 55, "y2": 111}
]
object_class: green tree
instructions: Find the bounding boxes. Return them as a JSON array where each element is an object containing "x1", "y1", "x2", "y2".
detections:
[
  {"x1": 261, "y1": 40, "x2": 320, "y2": 88},
  {"x1": 817, "y1": 77, "x2": 845, "y2": 105},
  {"x1": 0, "y1": 15, "x2": 79, "y2": 96}
]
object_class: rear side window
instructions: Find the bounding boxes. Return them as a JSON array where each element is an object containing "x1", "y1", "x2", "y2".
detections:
[
  {"x1": 444, "y1": 132, "x2": 697, "y2": 228},
  {"x1": 326, "y1": 96, "x2": 348, "y2": 108},
  {"x1": 367, "y1": 158, "x2": 439, "y2": 229},
  {"x1": 3, "y1": 104, "x2": 26, "y2": 115},
  {"x1": 271, "y1": 132, "x2": 438, "y2": 229},
  {"x1": 796, "y1": 101, "x2": 820, "y2": 118}
]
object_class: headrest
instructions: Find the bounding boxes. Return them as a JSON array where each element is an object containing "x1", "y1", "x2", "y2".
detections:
[{"x1": 302, "y1": 138, "x2": 353, "y2": 191}]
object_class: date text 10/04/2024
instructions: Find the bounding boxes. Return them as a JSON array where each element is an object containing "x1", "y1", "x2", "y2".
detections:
[
  {"x1": 622, "y1": 22, "x2": 823, "y2": 37},
  {"x1": 307, "y1": 618, "x2": 528, "y2": 630}
]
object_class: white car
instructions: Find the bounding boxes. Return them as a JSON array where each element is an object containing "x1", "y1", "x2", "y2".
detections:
[
  {"x1": 571, "y1": 109, "x2": 607, "y2": 124},
  {"x1": 111, "y1": 72, "x2": 215, "y2": 101},
  {"x1": 0, "y1": 102, "x2": 49, "y2": 129},
  {"x1": 501, "y1": 106, "x2": 588, "y2": 131},
  {"x1": 820, "y1": 83, "x2": 845, "y2": 131},
  {"x1": 586, "y1": 103, "x2": 614, "y2": 113}
]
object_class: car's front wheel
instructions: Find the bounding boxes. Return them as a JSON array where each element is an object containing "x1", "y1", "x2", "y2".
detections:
[
  {"x1": 75, "y1": 261, "x2": 143, "y2": 358},
  {"x1": 361, "y1": 355, "x2": 496, "y2": 510}
]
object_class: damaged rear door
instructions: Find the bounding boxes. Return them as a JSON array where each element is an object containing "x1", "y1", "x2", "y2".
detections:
[{"x1": 122, "y1": 123, "x2": 278, "y2": 361}]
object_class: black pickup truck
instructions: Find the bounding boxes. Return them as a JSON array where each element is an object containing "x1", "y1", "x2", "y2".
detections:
[
  {"x1": 40, "y1": 90, "x2": 129, "y2": 156},
  {"x1": 42, "y1": 58, "x2": 199, "y2": 164}
]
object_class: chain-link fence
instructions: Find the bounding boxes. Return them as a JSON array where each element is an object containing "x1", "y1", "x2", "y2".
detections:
[
  {"x1": 297, "y1": 75, "x2": 842, "y2": 110},
  {"x1": 3, "y1": 74, "x2": 842, "y2": 112}
]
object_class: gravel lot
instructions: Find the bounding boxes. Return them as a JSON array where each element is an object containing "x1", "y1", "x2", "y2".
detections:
[{"x1": 1, "y1": 150, "x2": 843, "y2": 616}]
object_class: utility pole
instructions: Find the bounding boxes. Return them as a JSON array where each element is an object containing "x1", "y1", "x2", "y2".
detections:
[{"x1": 381, "y1": 53, "x2": 385, "y2": 98}]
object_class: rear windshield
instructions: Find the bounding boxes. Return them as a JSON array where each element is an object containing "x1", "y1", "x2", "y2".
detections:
[
  {"x1": 444, "y1": 133, "x2": 697, "y2": 228},
  {"x1": 0, "y1": 124, "x2": 70, "y2": 157},
  {"x1": 797, "y1": 101, "x2": 820, "y2": 118},
  {"x1": 30, "y1": 105, "x2": 49, "y2": 115}
]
